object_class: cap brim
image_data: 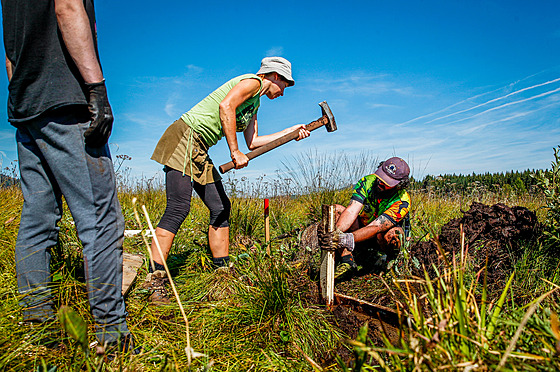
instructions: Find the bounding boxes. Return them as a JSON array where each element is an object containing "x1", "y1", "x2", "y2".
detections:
[
  {"x1": 374, "y1": 168, "x2": 399, "y2": 187},
  {"x1": 256, "y1": 68, "x2": 295, "y2": 86},
  {"x1": 273, "y1": 71, "x2": 295, "y2": 86}
]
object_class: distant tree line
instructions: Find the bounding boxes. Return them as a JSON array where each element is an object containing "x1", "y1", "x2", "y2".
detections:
[
  {"x1": 411, "y1": 169, "x2": 540, "y2": 194},
  {"x1": 0, "y1": 167, "x2": 544, "y2": 195}
]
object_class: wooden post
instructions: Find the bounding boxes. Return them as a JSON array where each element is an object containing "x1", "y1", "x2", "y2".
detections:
[
  {"x1": 320, "y1": 204, "x2": 336, "y2": 308},
  {"x1": 264, "y1": 198, "x2": 270, "y2": 254}
]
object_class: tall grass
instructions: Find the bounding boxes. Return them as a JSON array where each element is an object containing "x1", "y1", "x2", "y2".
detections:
[
  {"x1": 278, "y1": 149, "x2": 378, "y2": 220},
  {"x1": 0, "y1": 150, "x2": 554, "y2": 370}
]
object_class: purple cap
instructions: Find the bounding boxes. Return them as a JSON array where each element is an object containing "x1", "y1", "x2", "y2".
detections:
[{"x1": 374, "y1": 157, "x2": 410, "y2": 187}]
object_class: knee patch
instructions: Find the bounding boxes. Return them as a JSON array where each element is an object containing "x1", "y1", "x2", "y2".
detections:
[
  {"x1": 157, "y1": 202, "x2": 191, "y2": 234},
  {"x1": 209, "y1": 197, "x2": 230, "y2": 228}
]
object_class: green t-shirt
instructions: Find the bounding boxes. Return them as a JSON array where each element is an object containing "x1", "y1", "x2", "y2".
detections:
[
  {"x1": 351, "y1": 174, "x2": 411, "y2": 227},
  {"x1": 180, "y1": 74, "x2": 262, "y2": 147}
]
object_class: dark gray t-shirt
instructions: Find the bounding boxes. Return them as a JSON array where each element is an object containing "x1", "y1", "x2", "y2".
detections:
[{"x1": 2, "y1": 0, "x2": 98, "y2": 123}]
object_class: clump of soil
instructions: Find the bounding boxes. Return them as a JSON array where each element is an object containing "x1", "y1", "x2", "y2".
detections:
[{"x1": 410, "y1": 202, "x2": 539, "y2": 291}]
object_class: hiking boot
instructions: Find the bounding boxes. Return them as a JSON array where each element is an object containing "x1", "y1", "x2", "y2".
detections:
[
  {"x1": 20, "y1": 319, "x2": 63, "y2": 349},
  {"x1": 214, "y1": 261, "x2": 235, "y2": 275},
  {"x1": 96, "y1": 333, "x2": 141, "y2": 361},
  {"x1": 142, "y1": 270, "x2": 171, "y2": 304},
  {"x1": 334, "y1": 262, "x2": 357, "y2": 281}
]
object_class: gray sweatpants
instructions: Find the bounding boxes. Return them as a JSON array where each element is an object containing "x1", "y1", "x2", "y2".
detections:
[{"x1": 14, "y1": 108, "x2": 129, "y2": 343}]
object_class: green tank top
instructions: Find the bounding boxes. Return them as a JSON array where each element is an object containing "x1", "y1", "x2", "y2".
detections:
[{"x1": 180, "y1": 74, "x2": 262, "y2": 147}]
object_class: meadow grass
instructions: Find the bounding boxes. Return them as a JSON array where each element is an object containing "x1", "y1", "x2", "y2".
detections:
[{"x1": 0, "y1": 149, "x2": 556, "y2": 370}]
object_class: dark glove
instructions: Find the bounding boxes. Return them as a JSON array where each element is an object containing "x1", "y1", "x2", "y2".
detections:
[
  {"x1": 318, "y1": 224, "x2": 336, "y2": 251},
  {"x1": 84, "y1": 80, "x2": 113, "y2": 147}
]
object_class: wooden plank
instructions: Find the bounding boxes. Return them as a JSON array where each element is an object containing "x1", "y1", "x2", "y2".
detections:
[{"x1": 122, "y1": 253, "x2": 144, "y2": 296}]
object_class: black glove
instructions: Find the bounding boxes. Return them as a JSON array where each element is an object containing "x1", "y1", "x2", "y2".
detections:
[
  {"x1": 318, "y1": 224, "x2": 336, "y2": 251},
  {"x1": 84, "y1": 80, "x2": 113, "y2": 147}
]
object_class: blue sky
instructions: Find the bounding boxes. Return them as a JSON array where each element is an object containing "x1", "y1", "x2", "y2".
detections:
[{"x1": 1, "y1": 0, "x2": 559, "y2": 184}]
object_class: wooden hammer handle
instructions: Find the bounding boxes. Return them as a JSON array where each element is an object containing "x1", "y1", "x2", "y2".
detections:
[{"x1": 218, "y1": 116, "x2": 329, "y2": 173}]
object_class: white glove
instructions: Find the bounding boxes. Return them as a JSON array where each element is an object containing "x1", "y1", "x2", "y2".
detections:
[{"x1": 335, "y1": 229, "x2": 355, "y2": 251}]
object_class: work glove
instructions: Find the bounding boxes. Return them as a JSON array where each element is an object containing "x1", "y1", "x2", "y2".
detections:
[
  {"x1": 318, "y1": 224, "x2": 336, "y2": 251},
  {"x1": 334, "y1": 228, "x2": 355, "y2": 252},
  {"x1": 83, "y1": 80, "x2": 113, "y2": 147},
  {"x1": 318, "y1": 227, "x2": 355, "y2": 252}
]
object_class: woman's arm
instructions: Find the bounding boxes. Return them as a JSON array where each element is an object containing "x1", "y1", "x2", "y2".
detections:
[
  {"x1": 219, "y1": 78, "x2": 261, "y2": 169},
  {"x1": 244, "y1": 120, "x2": 310, "y2": 150}
]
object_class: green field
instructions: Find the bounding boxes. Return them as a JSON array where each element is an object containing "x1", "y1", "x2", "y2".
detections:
[{"x1": 0, "y1": 148, "x2": 559, "y2": 371}]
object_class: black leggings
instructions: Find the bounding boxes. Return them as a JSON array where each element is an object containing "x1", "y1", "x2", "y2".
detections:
[{"x1": 157, "y1": 167, "x2": 231, "y2": 234}]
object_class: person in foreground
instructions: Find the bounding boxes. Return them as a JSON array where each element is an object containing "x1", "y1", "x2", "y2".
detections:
[
  {"x1": 331, "y1": 157, "x2": 411, "y2": 280},
  {"x1": 145, "y1": 57, "x2": 311, "y2": 302},
  {"x1": 2, "y1": 0, "x2": 134, "y2": 354}
]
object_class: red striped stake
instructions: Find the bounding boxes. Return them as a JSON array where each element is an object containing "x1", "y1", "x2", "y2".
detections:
[{"x1": 264, "y1": 198, "x2": 270, "y2": 253}]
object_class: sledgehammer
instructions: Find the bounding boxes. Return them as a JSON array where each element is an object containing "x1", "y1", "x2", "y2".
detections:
[{"x1": 219, "y1": 101, "x2": 337, "y2": 173}]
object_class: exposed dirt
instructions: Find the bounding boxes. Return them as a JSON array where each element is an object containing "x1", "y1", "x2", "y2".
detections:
[
  {"x1": 409, "y1": 202, "x2": 539, "y2": 293},
  {"x1": 295, "y1": 224, "x2": 402, "y2": 366},
  {"x1": 332, "y1": 304, "x2": 400, "y2": 346},
  {"x1": 289, "y1": 269, "x2": 401, "y2": 367}
]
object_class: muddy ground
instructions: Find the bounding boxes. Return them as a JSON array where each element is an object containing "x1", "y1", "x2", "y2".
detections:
[
  {"x1": 409, "y1": 202, "x2": 539, "y2": 293},
  {"x1": 289, "y1": 267, "x2": 401, "y2": 366},
  {"x1": 295, "y1": 202, "x2": 540, "y2": 365}
]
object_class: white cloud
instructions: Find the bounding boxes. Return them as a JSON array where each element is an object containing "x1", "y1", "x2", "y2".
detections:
[
  {"x1": 0, "y1": 129, "x2": 13, "y2": 140},
  {"x1": 118, "y1": 68, "x2": 560, "y2": 185},
  {"x1": 305, "y1": 72, "x2": 416, "y2": 98},
  {"x1": 185, "y1": 64, "x2": 204, "y2": 74},
  {"x1": 164, "y1": 102, "x2": 176, "y2": 117},
  {"x1": 122, "y1": 112, "x2": 169, "y2": 128},
  {"x1": 366, "y1": 103, "x2": 401, "y2": 109},
  {"x1": 265, "y1": 47, "x2": 284, "y2": 57}
]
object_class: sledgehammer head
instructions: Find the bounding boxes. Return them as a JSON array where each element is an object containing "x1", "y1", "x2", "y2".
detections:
[{"x1": 319, "y1": 101, "x2": 337, "y2": 132}]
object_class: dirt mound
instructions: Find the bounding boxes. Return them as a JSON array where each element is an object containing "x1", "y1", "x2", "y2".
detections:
[{"x1": 410, "y1": 202, "x2": 539, "y2": 290}]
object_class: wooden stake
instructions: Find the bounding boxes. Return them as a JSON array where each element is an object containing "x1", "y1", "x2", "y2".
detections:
[
  {"x1": 320, "y1": 204, "x2": 336, "y2": 308},
  {"x1": 264, "y1": 198, "x2": 270, "y2": 254}
]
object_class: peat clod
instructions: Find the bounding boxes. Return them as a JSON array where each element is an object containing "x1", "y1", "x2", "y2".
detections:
[{"x1": 410, "y1": 202, "x2": 540, "y2": 291}]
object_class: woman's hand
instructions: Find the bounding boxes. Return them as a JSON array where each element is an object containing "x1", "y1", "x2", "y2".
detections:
[
  {"x1": 231, "y1": 149, "x2": 249, "y2": 169},
  {"x1": 290, "y1": 124, "x2": 311, "y2": 141}
]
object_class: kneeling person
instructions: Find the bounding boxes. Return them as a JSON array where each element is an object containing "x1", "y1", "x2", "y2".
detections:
[{"x1": 333, "y1": 157, "x2": 411, "y2": 279}]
